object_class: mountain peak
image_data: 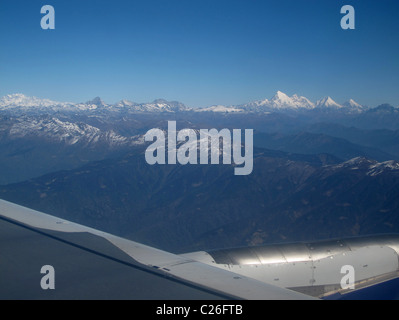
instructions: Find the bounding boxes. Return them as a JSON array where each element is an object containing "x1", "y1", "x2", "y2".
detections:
[
  {"x1": 268, "y1": 91, "x2": 315, "y2": 110},
  {"x1": 370, "y1": 104, "x2": 398, "y2": 113},
  {"x1": 316, "y1": 96, "x2": 342, "y2": 109},
  {"x1": 344, "y1": 99, "x2": 361, "y2": 107},
  {"x1": 115, "y1": 99, "x2": 136, "y2": 107},
  {"x1": 0, "y1": 93, "x2": 65, "y2": 108},
  {"x1": 272, "y1": 91, "x2": 290, "y2": 102},
  {"x1": 152, "y1": 98, "x2": 169, "y2": 104},
  {"x1": 348, "y1": 98, "x2": 358, "y2": 104},
  {"x1": 86, "y1": 97, "x2": 106, "y2": 106}
]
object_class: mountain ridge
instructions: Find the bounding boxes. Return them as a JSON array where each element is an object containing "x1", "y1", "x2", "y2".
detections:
[
  {"x1": 1, "y1": 149, "x2": 398, "y2": 252},
  {"x1": 1, "y1": 92, "x2": 393, "y2": 114}
]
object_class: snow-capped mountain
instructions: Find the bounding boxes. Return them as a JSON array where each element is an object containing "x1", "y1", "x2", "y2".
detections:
[
  {"x1": 316, "y1": 96, "x2": 343, "y2": 109},
  {"x1": 196, "y1": 105, "x2": 244, "y2": 113},
  {"x1": 0, "y1": 94, "x2": 189, "y2": 114},
  {"x1": 268, "y1": 91, "x2": 315, "y2": 110},
  {"x1": 328, "y1": 156, "x2": 399, "y2": 177},
  {"x1": 8, "y1": 117, "x2": 144, "y2": 147},
  {"x1": 86, "y1": 97, "x2": 107, "y2": 108},
  {"x1": 206, "y1": 92, "x2": 365, "y2": 114},
  {"x1": 106, "y1": 98, "x2": 188, "y2": 113},
  {"x1": 367, "y1": 160, "x2": 399, "y2": 176},
  {"x1": 113, "y1": 99, "x2": 137, "y2": 108},
  {"x1": 129, "y1": 99, "x2": 189, "y2": 113},
  {"x1": 0, "y1": 94, "x2": 72, "y2": 109},
  {"x1": 235, "y1": 91, "x2": 315, "y2": 112},
  {"x1": 342, "y1": 99, "x2": 368, "y2": 113},
  {"x1": 315, "y1": 97, "x2": 368, "y2": 113},
  {"x1": 0, "y1": 91, "x2": 377, "y2": 115},
  {"x1": 343, "y1": 99, "x2": 362, "y2": 109}
]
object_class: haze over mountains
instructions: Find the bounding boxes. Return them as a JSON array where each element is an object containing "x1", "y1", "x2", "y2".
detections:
[
  {"x1": 0, "y1": 91, "x2": 398, "y2": 252},
  {"x1": 1, "y1": 148, "x2": 398, "y2": 253}
]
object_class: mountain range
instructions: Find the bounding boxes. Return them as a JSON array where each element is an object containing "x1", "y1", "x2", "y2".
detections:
[
  {"x1": 1, "y1": 149, "x2": 398, "y2": 253},
  {"x1": 0, "y1": 90, "x2": 398, "y2": 253},
  {"x1": 0, "y1": 91, "x2": 393, "y2": 114},
  {"x1": 0, "y1": 94, "x2": 189, "y2": 114}
]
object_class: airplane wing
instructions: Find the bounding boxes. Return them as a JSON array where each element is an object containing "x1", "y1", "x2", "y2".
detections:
[
  {"x1": 0, "y1": 199, "x2": 315, "y2": 300},
  {"x1": 1, "y1": 199, "x2": 398, "y2": 300},
  {"x1": 183, "y1": 235, "x2": 399, "y2": 299}
]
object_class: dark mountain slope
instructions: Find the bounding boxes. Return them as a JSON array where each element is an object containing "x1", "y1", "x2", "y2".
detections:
[{"x1": 1, "y1": 149, "x2": 398, "y2": 253}]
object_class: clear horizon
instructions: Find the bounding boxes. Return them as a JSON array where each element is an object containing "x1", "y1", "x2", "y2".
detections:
[{"x1": 1, "y1": 0, "x2": 398, "y2": 108}]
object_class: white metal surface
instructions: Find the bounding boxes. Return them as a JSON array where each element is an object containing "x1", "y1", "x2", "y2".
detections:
[
  {"x1": 0, "y1": 199, "x2": 315, "y2": 300},
  {"x1": 183, "y1": 235, "x2": 399, "y2": 297}
]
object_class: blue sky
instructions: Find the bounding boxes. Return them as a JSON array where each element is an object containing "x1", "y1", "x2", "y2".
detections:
[{"x1": 0, "y1": 0, "x2": 398, "y2": 107}]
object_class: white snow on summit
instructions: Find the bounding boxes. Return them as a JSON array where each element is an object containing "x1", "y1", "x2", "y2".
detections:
[
  {"x1": 237, "y1": 91, "x2": 315, "y2": 112},
  {"x1": 316, "y1": 96, "x2": 343, "y2": 109},
  {"x1": 329, "y1": 157, "x2": 399, "y2": 176},
  {"x1": 367, "y1": 160, "x2": 399, "y2": 176},
  {"x1": 8, "y1": 117, "x2": 144, "y2": 147},
  {"x1": 196, "y1": 105, "x2": 244, "y2": 113},
  {"x1": 0, "y1": 92, "x2": 368, "y2": 114},
  {"x1": 269, "y1": 91, "x2": 315, "y2": 110},
  {"x1": 0, "y1": 93, "x2": 70, "y2": 108}
]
